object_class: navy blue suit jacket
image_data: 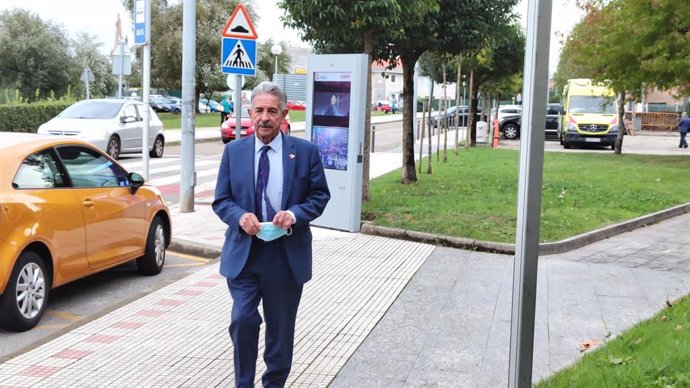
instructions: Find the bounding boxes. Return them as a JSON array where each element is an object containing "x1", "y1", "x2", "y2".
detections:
[{"x1": 212, "y1": 133, "x2": 330, "y2": 285}]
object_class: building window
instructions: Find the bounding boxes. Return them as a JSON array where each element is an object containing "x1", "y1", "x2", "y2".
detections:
[{"x1": 391, "y1": 75, "x2": 396, "y2": 83}]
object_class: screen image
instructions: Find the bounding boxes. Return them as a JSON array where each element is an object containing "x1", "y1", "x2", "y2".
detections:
[
  {"x1": 312, "y1": 126, "x2": 349, "y2": 171},
  {"x1": 312, "y1": 72, "x2": 351, "y2": 170}
]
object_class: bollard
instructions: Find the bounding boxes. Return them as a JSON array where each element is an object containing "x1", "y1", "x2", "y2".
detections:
[
  {"x1": 492, "y1": 119, "x2": 500, "y2": 148},
  {"x1": 371, "y1": 125, "x2": 376, "y2": 153}
]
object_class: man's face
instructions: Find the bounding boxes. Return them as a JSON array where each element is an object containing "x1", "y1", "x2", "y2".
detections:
[{"x1": 250, "y1": 93, "x2": 288, "y2": 144}]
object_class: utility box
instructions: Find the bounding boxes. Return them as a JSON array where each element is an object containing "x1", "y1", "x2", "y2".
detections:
[{"x1": 477, "y1": 121, "x2": 488, "y2": 143}]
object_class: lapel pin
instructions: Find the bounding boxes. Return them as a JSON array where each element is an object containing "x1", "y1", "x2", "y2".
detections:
[{"x1": 289, "y1": 153, "x2": 296, "y2": 159}]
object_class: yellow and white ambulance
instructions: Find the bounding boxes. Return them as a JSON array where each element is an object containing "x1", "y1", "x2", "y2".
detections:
[{"x1": 559, "y1": 78, "x2": 619, "y2": 149}]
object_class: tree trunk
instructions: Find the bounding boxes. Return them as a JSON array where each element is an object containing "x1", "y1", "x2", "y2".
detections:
[
  {"x1": 401, "y1": 52, "x2": 420, "y2": 183},
  {"x1": 468, "y1": 69, "x2": 476, "y2": 146},
  {"x1": 614, "y1": 90, "x2": 626, "y2": 154},
  {"x1": 361, "y1": 30, "x2": 374, "y2": 199},
  {"x1": 442, "y1": 64, "x2": 448, "y2": 163},
  {"x1": 419, "y1": 100, "x2": 426, "y2": 174},
  {"x1": 454, "y1": 58, "x2": 462, "y2": 153},
  {"x1": 427, "y1": 73, "x2": 434, "y2": 174}
]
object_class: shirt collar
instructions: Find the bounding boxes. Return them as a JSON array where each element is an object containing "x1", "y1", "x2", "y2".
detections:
[{"x1": 255, "y1": 132, "x2": 283, "y2": 154}]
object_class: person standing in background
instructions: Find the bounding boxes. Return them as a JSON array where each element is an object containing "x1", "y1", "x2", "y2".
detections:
[
  {"x1": 678, "y1": 112, "x2": 690, "y2": 149},
  {"x1": 220, "y1": 96, "x2": 233, "y2": 125}
]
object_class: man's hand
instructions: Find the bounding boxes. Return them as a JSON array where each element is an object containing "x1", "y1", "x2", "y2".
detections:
[
  {"x1": 272, "y1": 210, "x2": 296, "y2": 230},
  {"x1": 239, "y1": 212, "x2": 261, "y2": 235}
]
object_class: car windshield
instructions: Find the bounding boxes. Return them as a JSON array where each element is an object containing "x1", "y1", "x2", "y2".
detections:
[
  {"x1": 568, "y1": 96, "x2": 616, "y2": 114},
  {"x1": 58, "y1": 101, "x2": 122, "y2": 119}
]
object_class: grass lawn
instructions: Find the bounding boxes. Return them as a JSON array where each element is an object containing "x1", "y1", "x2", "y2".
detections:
[
  {"x1": 158, "y1": 112, "x2": 222, "y2": 130},
  {"x1": 363, "y1": 147, "x2": 690, "y2": 243},
  {"x1": 536, "y1": 295, "x2": 690, "y2": 387}
]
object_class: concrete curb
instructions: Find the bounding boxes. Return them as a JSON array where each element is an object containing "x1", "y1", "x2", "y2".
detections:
[
  {"x1": 169, "y1": 237, "x2": 222, "y2": 259},
  {"x1": 166, "y1": 137, "x2": 221, "y2": 147},
  {"x1": 361, "y1": 203, "x2": 690, "y2": 256}
]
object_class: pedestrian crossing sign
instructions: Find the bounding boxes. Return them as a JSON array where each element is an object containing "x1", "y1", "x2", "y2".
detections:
[{"x1": 221, "y1": 38, "x2": 257, "y2": 76}]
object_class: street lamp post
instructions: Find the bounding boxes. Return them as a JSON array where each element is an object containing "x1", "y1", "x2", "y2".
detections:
[{"x1": 271, "y1": 43, "x2": 282, "y2": 82}]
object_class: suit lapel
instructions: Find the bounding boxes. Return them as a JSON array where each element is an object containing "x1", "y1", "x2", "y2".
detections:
[{"x1": 282, "y1": 133, "x2": 295, "y2": 210}]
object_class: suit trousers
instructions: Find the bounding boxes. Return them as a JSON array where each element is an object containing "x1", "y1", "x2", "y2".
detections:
[{"x1": 226, "y1": 237, "x2": 303, "y2": 388}]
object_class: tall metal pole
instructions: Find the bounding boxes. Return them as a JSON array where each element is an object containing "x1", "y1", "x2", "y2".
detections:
[
  {"x1": 235, "y1": 76, "x2": 242, "y2": 140},
  {"x1": 141, "y1": 0, "x2": 151, "y2": 180},
  {"x1": 180, "y1": 0, "x2": 197, "y2": 212},
  {"x1": 117, "y1": 39, "x2": 125, "y2": 99},
  {"x1": 508, "y1": 0, "x2": 552, "y2": 386}
]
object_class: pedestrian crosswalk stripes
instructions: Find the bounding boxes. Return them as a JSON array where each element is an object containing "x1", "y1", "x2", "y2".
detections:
[
  {"x1": 117, "y1": 155, "x2": 221, "y2": 202},
  {"x1": 121, "y1": 159, "x2": 219, "y2": 176},
  {"x1": 151, "y1": 166, "x2": 220, "y2": 186}
]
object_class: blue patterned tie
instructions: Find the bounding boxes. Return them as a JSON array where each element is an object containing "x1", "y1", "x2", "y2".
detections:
[{"x1": 255, "y1": 145, "x2": 277, "y2": 222}]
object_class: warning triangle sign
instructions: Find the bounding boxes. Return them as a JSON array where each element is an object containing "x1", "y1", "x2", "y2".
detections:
[
  {"x1": 223, "y1": 40, "x2": 255, "y2": 70},
  {"x1": 222, "y1": 4, "x2": 258, "y2": 39}
]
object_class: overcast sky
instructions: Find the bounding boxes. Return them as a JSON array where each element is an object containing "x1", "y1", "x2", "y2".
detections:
[{"x1": 0, "y1": 0, "x2": 580, "y2": 73}]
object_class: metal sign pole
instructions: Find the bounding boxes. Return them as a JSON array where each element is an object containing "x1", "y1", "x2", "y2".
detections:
[
  {"x1": 117, "y1": 39, "x2": 125, "y2": 99},
  {"x1": 507, "y1": 0, "x2": 552, "y2": 386},
  {"x1": 141, "y1": 2, "x2": 151, "y2": 180},
  {"x1": 180, "y1": 0, "x2": 197, "y2": 212},
  {"x1": 235, "y1": 75, "x2": 242, "y2": 140}
]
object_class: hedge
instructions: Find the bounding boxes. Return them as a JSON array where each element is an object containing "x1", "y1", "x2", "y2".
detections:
[{"x1": 0, "y1": 102, "x2": 71, "y2": 133}]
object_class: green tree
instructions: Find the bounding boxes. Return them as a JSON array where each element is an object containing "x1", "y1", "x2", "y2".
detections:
[
  {"x1": 0, "y1": 9, "x2": 75, "y2": 100},
  {"x1": 557, "y1": 0, "x2": 690, "y2": 153},
  {"x1": 280, "y1": 0, "x2": 431, "y2": 196},
  {"x1": 281, "y1": 0, "x2": 517, "y2": 185},
  {"x1": 71, "y1": 32, "x2": 118, "y2": 98},
  {"x1": 244, "y1": 39, "x2": 292, "y2": 91},
  {"x1": 122, "y1": 0, "x2": 258, "y2": 111}
]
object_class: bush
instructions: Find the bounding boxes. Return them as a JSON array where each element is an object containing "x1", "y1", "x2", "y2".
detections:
[{"x1": 0, "y1": 102, "x2": 72, "y2": 133}]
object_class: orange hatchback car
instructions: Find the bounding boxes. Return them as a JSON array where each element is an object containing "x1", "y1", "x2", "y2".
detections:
[{"x1": 0, "y1": 133, "x2": 171, "y2": 331}]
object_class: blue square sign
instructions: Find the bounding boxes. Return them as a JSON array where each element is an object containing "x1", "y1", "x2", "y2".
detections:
[{"x1": 221, "y1": 38, "x2": 257, "y2": 76}]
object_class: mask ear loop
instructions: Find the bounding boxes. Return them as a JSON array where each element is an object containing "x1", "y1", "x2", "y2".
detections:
[{"x1": 286, "y1": 227, "x2": 293, "y2": 236}]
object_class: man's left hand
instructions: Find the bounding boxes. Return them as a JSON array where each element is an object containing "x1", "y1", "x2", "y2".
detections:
[{"x1": 272, "y1": 210, "x2": 296, "y2": 230}]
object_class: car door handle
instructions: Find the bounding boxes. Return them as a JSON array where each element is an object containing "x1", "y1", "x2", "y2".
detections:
[{"x1": 82, "y1": 199, "x2": 95, "y2": 208}]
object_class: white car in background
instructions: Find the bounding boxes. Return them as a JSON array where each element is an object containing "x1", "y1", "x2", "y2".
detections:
[
  {"x1": 38, "y1": 99, "x2": 166, "y2": 160},
  {"x1": 490, "y1": 105, "x2": 523, "y2": 121}
]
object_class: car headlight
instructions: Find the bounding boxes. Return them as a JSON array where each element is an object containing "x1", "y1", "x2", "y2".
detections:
[
  {"x1": 609, "y1": 124, "x2": 618, "y2": 133},
  {"x1": 567, "y1": 122, "x2": 578, "y2": 132}
]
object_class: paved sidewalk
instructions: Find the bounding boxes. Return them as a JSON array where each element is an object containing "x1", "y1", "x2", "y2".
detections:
[{"x1": 1, "y1": 133, "x2": 690, "y2": 387}]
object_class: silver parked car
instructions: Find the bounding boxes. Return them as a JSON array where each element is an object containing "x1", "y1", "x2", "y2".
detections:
[{"x1": 37, "y1": 99, "x2": 165, "y2": 160}]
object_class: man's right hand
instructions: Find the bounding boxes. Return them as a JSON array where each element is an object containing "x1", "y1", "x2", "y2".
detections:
[{"x1": 239, "y1": 212, "x2": 261, "y2": 236}]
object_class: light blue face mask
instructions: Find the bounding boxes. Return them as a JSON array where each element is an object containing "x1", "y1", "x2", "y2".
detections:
[{"x1": 256, "y1": 222, "x2": 292, "y2": 242}]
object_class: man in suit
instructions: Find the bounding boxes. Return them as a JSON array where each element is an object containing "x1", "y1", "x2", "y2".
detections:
[{"x1": 213, "y1": 81, "x2": 330, "y2": 388}]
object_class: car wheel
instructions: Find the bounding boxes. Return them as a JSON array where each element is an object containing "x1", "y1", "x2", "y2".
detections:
[
  {"x1": 222, "y1": 138, "x2": 231, "y2": 144},
  {"x1": 136, "y1": 216, "x2": 167, "y2": 276},
  {"x1": 610, "y1": 144, "x2": 616, "y2": 150},
  {"x1": 0, "y1": 251, "x2": 50, "y2": 332},
  {"x1": 149, "y1": 135, "x2": 164, "y2": 158},
  {"x1": 559, "y1": 133, "x2": 564, "y2": 145},
  {"x1": 503, "y1": 123, "x2": 519, "y2": 140},
  {"x1": 563, "y1": 139, "x2": 572, "y2": 149},
  {"x1": 107, "y1": 135, "x2": 121, "y2": 160}
]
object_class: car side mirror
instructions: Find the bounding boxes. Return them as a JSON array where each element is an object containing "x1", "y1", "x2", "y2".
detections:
[
  {"x1": 120, "y1": 116, "x2": 126, "y2": 124},
  {"x1": 129, "y1": 172, "x2": 145, "y2": 194}
]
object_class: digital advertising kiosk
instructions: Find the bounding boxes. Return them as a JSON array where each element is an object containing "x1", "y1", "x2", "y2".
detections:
[{"x1": 306, "y1": 54, "x2": 368, "y2": 232}]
